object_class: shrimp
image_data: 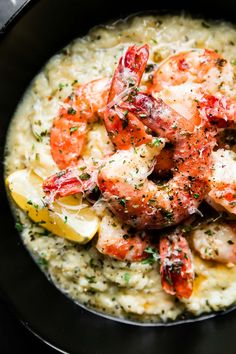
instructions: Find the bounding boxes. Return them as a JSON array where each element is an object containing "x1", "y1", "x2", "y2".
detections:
[
  {"x1": 149, "y1": 49, "x2": 235, "y2": 95},
  {"x1": 207, "y1": 149, "x2": 236, "y2": 215},
  {"x1": 97, "y1": 214, "x2": 152, "y2": 261},
  {"x1": 51, "y1": 45, "x2": 152, "y2": 170},
  {"x1": 98, "y1": 215, "x2": 194, "y2": 299},
  {"x1": 98, "y1": 94, "x2": 214, "y2": 229},
  {"x1": 43, "y1": 161, "x2": 99, "y2": 200},
  {"x1": 192, "y1": 221, "x2": 236, "y2": 264},
  {"x1": 147, "y1": 49, "x2": 236, "y2": 214},
  {"x1": 159, "y1": 229, "x2": 194, "y2": 298},
  {"x1": 103, "y1": 45, "x2": 152, "y2": 149},
  {"x1": 148, "y1": 95, "x2": 236, "y2": 188},
  {"x1": 98, "y1": 213, "x2": 194, "y2": 298},
  {"x1": 148, "y1": 49, "x2": 235, "y2": 128},
  {"x1": 198, "y1": 94, "x2": 236, "y2": 128},
  {"x1": 51, "y1": 78, "x2": 109, "y2": 169}
]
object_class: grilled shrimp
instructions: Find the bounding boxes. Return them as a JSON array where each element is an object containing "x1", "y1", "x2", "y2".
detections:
[
  {"x1": 98, "y1": 214, "x2": 194, "y2": 298},
  {"x1": 98, "y1": 91, "x2": 214, "y2": 229},
  {"x1": 103, "y1": 44, "x2": 152, "y2": 149},
  {"x1": 192, "y1": 221, "x2": 236, "y2": 264},
  {"x1": 43, "y1": 160, "x2": 99, "y2": 200},
  {"x1": 198, "y1": 94, "x2": 236, "y2": 128},
  {"x1": 51, "y1": 78, "x2": 109, "y2": 169},
  {"x1": 148, "y1": 49, "x2": 235, "y2": 129},
  {"x1": 148, "y1": 49, "x2": 236, "y2": 214},
  {"x1": 149, "y1": 49, "x2": 235, "y2": 95},
  {"x1": 206, "y1": 149, "x2": 236, "y2": 215},
  {"x1": 160, "y1": 229, "x2": 194, "y2": 298},
  {"x1": 97, "y1": 214, "x2": 152, "y2": 261}
]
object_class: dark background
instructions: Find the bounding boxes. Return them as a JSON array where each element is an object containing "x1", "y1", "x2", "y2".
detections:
[
  {"x1": 0, "y1": 298, "x2": 57, "y2": 353},
  {"x1": 0, "y1": 1, "x2": 57, "y2": 352}
]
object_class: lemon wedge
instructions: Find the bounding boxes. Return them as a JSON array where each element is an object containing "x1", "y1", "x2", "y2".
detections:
[{"x1": 6, "y1": 169, "x2": 99, "y2": 243}]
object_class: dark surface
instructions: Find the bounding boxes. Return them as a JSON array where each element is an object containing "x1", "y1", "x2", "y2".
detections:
[
  {"x1": 0, "y1": 298, "x2": 57, "y2": 353},
  {"x1": 0, "y1": 0, "x2": 30, "y2": 32},
  {"x1": 1, "y1": 0, "x2": 236, "y2": 353}
]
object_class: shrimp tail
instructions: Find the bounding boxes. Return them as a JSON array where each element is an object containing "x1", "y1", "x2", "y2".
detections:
[
  {"x1": 103, "y1": 45, "x2": 152, "y2": 149},
  {"x1": 43, "y1": 167, "x2": 98, "y2": 199},
  {"x1": 159, "y1": 231, "x2": 194, "y2": 299},
  {"x1": 121, "y1": 91, "x2": 195, "y2": 137},
  {"x1": 108, "y1": 44, "x2": 149, "y2": 102}
]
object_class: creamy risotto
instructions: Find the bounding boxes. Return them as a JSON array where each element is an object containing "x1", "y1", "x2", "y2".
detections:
[{"x1": 4, "y1": 14, "x2": 236, "y2": 323}]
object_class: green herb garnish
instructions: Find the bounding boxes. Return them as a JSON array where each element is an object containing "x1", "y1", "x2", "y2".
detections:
[
  {"x1": 79, "y1": 173, "x2": 91, "y2": 180},
  {"x1": 123, "y1": 272, "x2": 131, "y2": 283},
  {"x1": 142, "y1": 247, "x2": 159, "y2": 265},
  {"x1": 119, "y1": 198, "x2": 126, "y2": 207},
  {"x1": 67, "y1": 107, "x2": 77, "y2": 115},
  {"x1": 69, "y1": 126, "x2": 79, "y2": 134},
  {"x1": 152, "y1": 138, "x2": 162, "y2": 147},
  {"x1": 15, "y1": 222, "x2": 23, "y2": 232}
]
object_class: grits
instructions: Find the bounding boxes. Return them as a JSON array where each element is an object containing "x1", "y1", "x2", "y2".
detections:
[{"x1": 4, "y1": 14, "x2": 236, "y2": 322}]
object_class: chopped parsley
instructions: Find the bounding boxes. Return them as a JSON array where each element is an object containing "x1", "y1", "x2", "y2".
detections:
[
  {"x1": 181, "y1": 224, "x2": 193, "y2": 234},
  {"x1": 89, "y1": 258, "x2": 96, "y2": 267},
  {"x1": 69, "y1": 126, "x2": 79, "y2": 134},
  {"x1": 164, "y1": 274, "x2": 173, "y2": 286},
  {"x1": 79, "y1": 173, "x2": 91, "y2": 180},
  {"x1": 148, "y1": 199, "x2": 156, "y2": 204},
  {"x1": 67, "y1": 107, "x2": 77, "y2": 115},
  {"x1": 123, "y1": 272, "x2": 131, "y2": 283},
  {"x1": 27, "y1": 200, "x2": 39, "y2": 210},
  {"x1": 119, "y1": 198, "x2": 126, "y2": 207},
  {"x1": 205, "y1": 229, "x2": 214, "y2": 236},
  {"x1": 58, "y1": 83, "x2": 68, "y2": 91},
  {"x1": 162, "y1": 210, "x2": 173, "y2": 222},
  {"x1": 152, "y1": 138, "x2": 162, "y2": 147},
  {"x1": 38, "y1": 257, "x2": 48, "y2": 267},
  {"x1": 15, "y1": 222, "x2": 23, "y2": 232},
  {"x1": 56, "y1": 170, "x2": 66, "y2": 177},
  {"x1": 142, "y1": 247, "x2": 159, "y2": 265},
  {"x1": 34, "y1": 132, "x2": 43, "y2": 142},
  {"x1": 86, "y1": 275, "x2": 96, "y2": 284}
]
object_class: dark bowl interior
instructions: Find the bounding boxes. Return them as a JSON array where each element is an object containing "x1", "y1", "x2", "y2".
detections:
[{"x1": 1, "y1": 0, "x2": 236, "y2": 353}]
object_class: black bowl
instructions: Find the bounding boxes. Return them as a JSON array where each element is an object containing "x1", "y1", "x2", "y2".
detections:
[{"x1": 1, "y1": 0, "x2": 236, "y2": 353}]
